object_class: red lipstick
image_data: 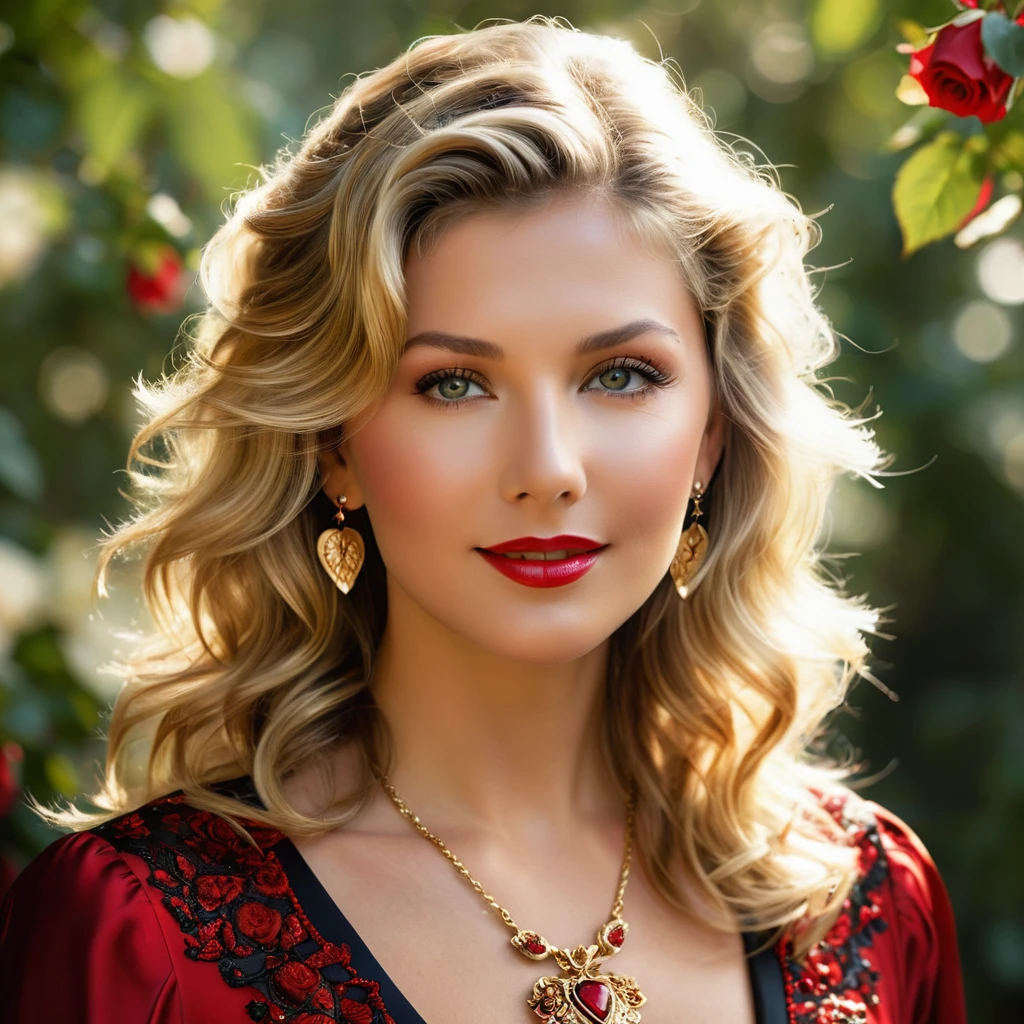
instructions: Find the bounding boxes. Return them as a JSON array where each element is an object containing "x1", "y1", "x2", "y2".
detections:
[{"x1": 476, "y1": 535, "x2": 607, "y2": 588}]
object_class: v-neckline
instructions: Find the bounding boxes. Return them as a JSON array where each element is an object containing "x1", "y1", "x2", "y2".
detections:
[
  {"x1": 221, "y1": 776, "x2": 788, "y2": 1023},
  {"x1": 272, "y1": 834, "x2": 429, "y2": 1023},
  {"x1": 272, "y1": 834, "x2": 789, "y2": 1024}
]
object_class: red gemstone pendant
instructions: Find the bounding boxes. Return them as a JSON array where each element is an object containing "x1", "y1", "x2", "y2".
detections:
[
  {"x1": 529, "y1": 970, "x2": 644, "y2": 1024},
  {"x1": 525, "y1": 921, "x2": 643, "y2": 1023},
  {"x1": 573, "y1": 979, "x2": 612, "y2": 1021}
]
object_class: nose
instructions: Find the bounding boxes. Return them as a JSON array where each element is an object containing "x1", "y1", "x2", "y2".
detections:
[{"x1": 497, "y1": 382, "x2": 587, "y2": 507}]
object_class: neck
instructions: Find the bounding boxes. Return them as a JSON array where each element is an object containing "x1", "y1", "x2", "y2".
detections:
[{"x1": 369, "y1": 582, "x2": 623, "y2": 842}]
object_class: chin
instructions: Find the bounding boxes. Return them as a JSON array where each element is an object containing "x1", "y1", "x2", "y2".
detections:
[{"x1": 441, "y1": 604, "x2": 629, "y2": 665}]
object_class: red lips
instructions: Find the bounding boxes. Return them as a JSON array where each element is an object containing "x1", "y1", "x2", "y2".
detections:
[
  {"x1": 483, "y1": 534, "x2": 603, "y2": 554},
  {"x1": 476, "y1": 535, "x2": 607, "y2": 588}
]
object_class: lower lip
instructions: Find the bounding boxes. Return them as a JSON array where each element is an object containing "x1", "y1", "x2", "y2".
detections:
[{"x1": 476, "y1": 549, "x2": 605, "y2": 588}]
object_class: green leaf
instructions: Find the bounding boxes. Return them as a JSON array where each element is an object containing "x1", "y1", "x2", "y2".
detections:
[
  {"x1": 894, "y1": 18, "x2": 931, "y2": 48},
  {"x1": 74, "y1": 69, "x2": 155, "y2": 179},
  {"x1": 812, "y1": 0, "x2": 884, "y2": 56},
  {"x1": 981, "y1": 12, "x2": 1024, "y2": 78},
  {"x1": 993, "y1": 131, "x2": 1024, "y2": 172},
  {"x1": 892, "y1": 131, "x2": 990, "y2": 256},
  {"x1": 1005, "y1": 75, "x2": 1024, "y2": 114},
  {"x1": 163, "y1": 72, "x2": 260, "y2": 203}
]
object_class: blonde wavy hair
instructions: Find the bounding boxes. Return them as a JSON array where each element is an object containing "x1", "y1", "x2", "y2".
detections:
[{"x1": 35, "y1": 15, "x2": 894, "y2": 960}]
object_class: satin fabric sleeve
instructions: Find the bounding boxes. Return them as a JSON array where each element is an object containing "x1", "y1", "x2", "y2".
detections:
[
  {"x1": 866, "y1": 800, "x2": 968, "y2": 1024},
  {"x1": 0, "y1": 830, "x2": 180, "y2": 1022}
]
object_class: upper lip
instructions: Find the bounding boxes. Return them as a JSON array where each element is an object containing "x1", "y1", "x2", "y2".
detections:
[{"x1": 480, "y1": 535, "x2": 606, "y2": 554}]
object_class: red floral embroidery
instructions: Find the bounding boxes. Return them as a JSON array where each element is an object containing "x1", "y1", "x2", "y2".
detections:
[
  {"x1": 237, "y1": 901, "x2": 284, "y2": 944},
  {"x1": 253, "y1": 858, "x2": 292, "y2": 898},
  {"x1": 777, "y1": 789, "x2": 888, "y2": 1024},
  {"x1": 197, "y1": 873, "x2": 247, "y2": 911},
  {"x1": 112, "y1": 812, "x2": 150, "y2": 839},
  {"x1": 96, "y1": 796, "x2": 396, "y2": 1024}
]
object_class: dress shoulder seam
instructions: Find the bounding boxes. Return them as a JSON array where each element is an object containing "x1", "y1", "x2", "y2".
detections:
[{"x1": 83, "y1": 825, "x2": 183, "y2": 1016}]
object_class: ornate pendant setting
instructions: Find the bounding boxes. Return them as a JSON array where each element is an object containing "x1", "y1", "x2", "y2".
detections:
[{"x1": 514, "y1": 919, "x2": 645, "y2": 1023}]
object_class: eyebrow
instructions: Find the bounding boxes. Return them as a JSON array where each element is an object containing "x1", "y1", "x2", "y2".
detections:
[{"x1": 402, "y1": 318, "x2": 682, "y2": 360}]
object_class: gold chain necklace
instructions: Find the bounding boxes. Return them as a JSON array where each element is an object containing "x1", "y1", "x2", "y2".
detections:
[{"x1": 379, "y1": 775, "x2": 646, "y2": 1024}]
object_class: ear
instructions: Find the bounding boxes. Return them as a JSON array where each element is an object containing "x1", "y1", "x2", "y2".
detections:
[
  {"x1": 317, "y1": 435, "x2": 366, "y2": 511},
  {"x1": 694, "y1": 395, "x2": 727, "y2": 489}
]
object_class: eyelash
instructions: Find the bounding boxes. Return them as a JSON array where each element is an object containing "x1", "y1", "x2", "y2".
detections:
[{"x1": 413, "y1": 355, "x2": 676, "y2": 410}]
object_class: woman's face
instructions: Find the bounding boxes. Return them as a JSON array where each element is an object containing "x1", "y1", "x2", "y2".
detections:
[{"x1": 323, "y1": 193, "x2": 724, "y2": 663}]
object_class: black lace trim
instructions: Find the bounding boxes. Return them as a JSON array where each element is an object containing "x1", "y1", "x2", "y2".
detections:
[
  {"x1": 94, "y1": 797, "x2": 396, "y2": 1024},
  {"x1": 778, "y1": 791, "x2": 890, "y2": 1024}
]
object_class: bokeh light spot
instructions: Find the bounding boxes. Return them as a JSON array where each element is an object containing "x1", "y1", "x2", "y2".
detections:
[
  {"x1": 953, "y1": 300, "x2": 1015, "y2": 363},
  {"x1": 38, "y1": 347, "x2": 110, "y2": 423},
  {"x1": 977, "y1": 237, "x2": 1024, "y2": 305},
  {"x1": 143, "y1": 15, "x2": 216, "y2": 79},
  {"x1": 750, "y1": 21, "x2": 815, "y2": 86}
]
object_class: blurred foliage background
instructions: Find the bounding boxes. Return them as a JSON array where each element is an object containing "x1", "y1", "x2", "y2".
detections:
[{"x1": 0, "y1": 0, "x2": 1022, "y2": 1018}]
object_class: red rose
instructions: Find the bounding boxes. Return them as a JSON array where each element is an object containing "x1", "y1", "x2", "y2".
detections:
[
  {"x1": 189, "y1": 810, "x2": 246, "y2": 847},
  {"x1": 126, "y1": 246, "x2": 187, "y2": 314},
  {"x1": 339, "y1": 997, "x2": 374, "y2": 1024},
  {"x1": 113, "y1": 812, "x2": 151, "y2": 839},
  {"x1": 246, "y1": 824, "x2": 287, "y2": 850},
  {"x1": 253, "y1": 858, "x2": 290, "y2": 898},
  {"x1": 908, "y1": 14, "x2": 1024, "y2": 123},
  {"x1": 272, "y1": 961, "x2": 321, "y2": 1005},
  {"x1": 236, "y1": 901, "x2": 282, "y2": 944},
  {"x1": 279, "y1": 912, "x2": 309, "y2": 951},
  {"x1": 195, "y1": 873, "x2": 245, "y2": 911}
]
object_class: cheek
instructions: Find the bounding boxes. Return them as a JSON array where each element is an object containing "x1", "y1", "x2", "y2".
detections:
[
  {"x1": 346, "y1": 404, "x2": 477, "y2": 549},
  {"x1": 586, "y1": 399, "x2": 707, "y2": 544}
]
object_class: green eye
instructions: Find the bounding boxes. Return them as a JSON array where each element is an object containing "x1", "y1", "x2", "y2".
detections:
[
  {"x1": 582, "y1": 356, "x2": 672, "y2": 397},
  {"x1": 415, "y1": 369, "x2": 489, "y2": 404},
  {"x1": 598, "y1": 367, "x2": 631, "y2": 391},
  {"x1": 437, "y1": 377, "x2": 471, "y2": 400}
]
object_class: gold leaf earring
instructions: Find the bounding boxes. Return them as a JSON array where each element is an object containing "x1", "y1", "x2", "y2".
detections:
[
  {"x1": 316, "y1": 494, "x2": 365, "y2": 594},
  {"x1": 669, "y1": 481, "x2": 709, "y2": 600}
]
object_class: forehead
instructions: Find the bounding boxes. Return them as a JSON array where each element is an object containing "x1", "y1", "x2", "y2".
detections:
[{"x1": 402, "y1": 194, "x2": 702, "y2": 345}]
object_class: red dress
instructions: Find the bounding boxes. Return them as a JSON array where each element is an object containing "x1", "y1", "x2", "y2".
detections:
[{"x1": 0, "y1": 777, "x2": 966, "y2": 1024}]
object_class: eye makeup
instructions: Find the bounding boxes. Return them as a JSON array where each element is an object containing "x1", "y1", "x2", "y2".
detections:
[{"x1": 412, "y1": 353, "x2": 676, "y2": 410}]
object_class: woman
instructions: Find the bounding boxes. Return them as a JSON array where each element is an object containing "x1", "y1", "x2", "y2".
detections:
[{"x1": 0, "y1": 16, "x2": 965, "y2": 1024}]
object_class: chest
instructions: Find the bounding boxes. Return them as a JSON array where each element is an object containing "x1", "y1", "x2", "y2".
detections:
[{"x1": 290, "y1": 832, "x2": 757, "y2": 1024}]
